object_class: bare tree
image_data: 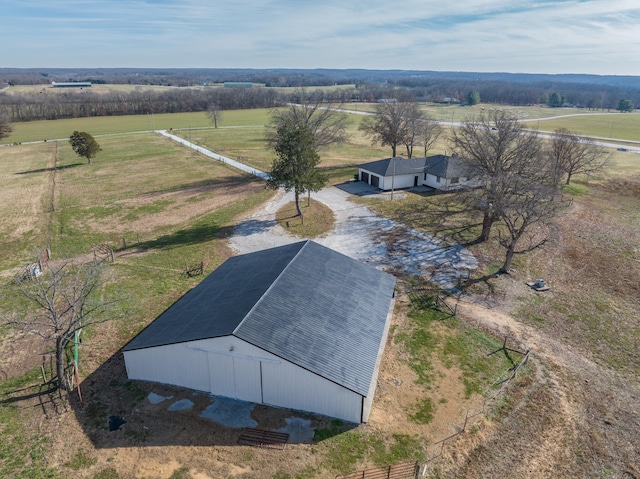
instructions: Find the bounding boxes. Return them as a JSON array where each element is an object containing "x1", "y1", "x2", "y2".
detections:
[
  {"x1": 269, "y1": 89, "x2": 348, "y2": 149},
  {"x1": 401, "y1": 102, "x2": 425, "y2": 159},
  {"x1": 359, "y1": 100, "x2": 422, "y2": 158},
  {"x1": 450, "y1": 111, "x2": 544, "y2": 243},
  {"x1": 0, "y1": 113, "x2": 13, "y2": 141},
  {"x1": 206, "y1": 102, "x2": 223, "y2": 128},
  {"x1": 419, "y1": 117, "x2": 444, "y2": 157},
  {"x1": 548, "y1": 128, "x2": 612, "y2": 185},
  {"x1": 497, "y1": 176, "x2": 563, "y2": 273},
  {"x1": 2, "y1": 259, "x2": 119, "y2": 391}
]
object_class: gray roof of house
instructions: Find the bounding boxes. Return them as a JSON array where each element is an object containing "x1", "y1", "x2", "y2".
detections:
[
  {"x1": 358, "y1": 157, "x2": 428, "y2": 176},
  {"x1": 425, "y1": 154, "x2": 468, "y2": 178},
  {"x1": 359, "y1": 155, "x2": 468, "y2": 179},
  {"x1": 123, "y1": 240, "x2": 397, "y2": 396}
]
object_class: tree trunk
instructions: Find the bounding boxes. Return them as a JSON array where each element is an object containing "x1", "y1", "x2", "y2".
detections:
[
  {"x1": 499, "y1": 241, "x2": 517, "y2": 274},
  {"x1": 294, "y1": 189, "x2": 303, "y2": 224},
  {"x1": 55, "y1": 336, "x2": 68, "y2": 391},
  {"x1": 476, "y1": 210, "x2": 495, "y2": 243},
  {"x1": 565, "y1": 172, "x2": 572, "y2": 185},
  {"x1": 391, "y1": 143, "x2": 397, "y2": 157}
]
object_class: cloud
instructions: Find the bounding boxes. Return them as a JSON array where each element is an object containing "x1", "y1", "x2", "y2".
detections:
[{"x1": 2, "y1": 0, "x2": 639, "y2": 74}]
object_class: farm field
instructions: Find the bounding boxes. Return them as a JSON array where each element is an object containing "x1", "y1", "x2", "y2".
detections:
[
  {"x1": 0, "y1": 131, "x2": 518, "y2": 478},
  {"x1": 0, "y1": 106, "x2": 639, "y2": 478}
]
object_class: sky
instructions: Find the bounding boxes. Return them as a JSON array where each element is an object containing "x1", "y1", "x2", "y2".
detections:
[{"x1": 3, "y1": 0, "x2": 640, "y2": 76}]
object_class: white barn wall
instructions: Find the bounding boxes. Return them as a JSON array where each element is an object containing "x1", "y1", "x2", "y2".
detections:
[
  {"x1": 362, "y1": 298, "x2": 396, "y2": 422},
  {"x1": 124, "y1": 344, "x2": 210, "y2": 392},
  {"x1": 124, "y1": 335, "x2": 365, "y2": 423},
  {"x1": 261, "y1": 359, "x2": 362, "y2": 423}
]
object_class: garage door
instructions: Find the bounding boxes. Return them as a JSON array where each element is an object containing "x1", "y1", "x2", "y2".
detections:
[{"x1": 370, "y1": 175, "x2": 380, "y2": 187}]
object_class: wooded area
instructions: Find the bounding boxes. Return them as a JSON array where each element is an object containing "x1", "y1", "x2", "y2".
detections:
[{"x1": 2, "y1": 68, "x2": 639, "y2": 123}]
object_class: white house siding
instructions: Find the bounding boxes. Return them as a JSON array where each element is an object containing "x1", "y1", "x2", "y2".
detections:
[
  {"x1": 124, "y1": 335, "x2": 365, "y2": 423},
  {"x1": 378, "y1": 174, "x2": 418, "y2": 191},
  {"x1": 358, "y1": 169, "x2": 421, "y2": 191},
  {"x1": 423, "y1": 173, "x2": 481, "y2": 191}
]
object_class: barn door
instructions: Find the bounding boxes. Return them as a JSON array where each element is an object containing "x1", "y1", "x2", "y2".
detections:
[
  {"x1": 207, "y1": 352, "x2": 262, "y2": 403},
  {"x1": 232, "y1": 357, "x2": 262, "y2": 403}
]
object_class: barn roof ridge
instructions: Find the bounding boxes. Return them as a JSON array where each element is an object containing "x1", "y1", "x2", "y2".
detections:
[{"x1": 231, "y1": 240, "x2": 311, "y2": 335}]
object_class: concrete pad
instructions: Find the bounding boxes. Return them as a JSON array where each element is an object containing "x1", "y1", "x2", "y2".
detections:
[
  {"x1": 168, "y1": 399, "x2": 194, "y2": 411},
  {"x1": 199, "y1": 397, "x2": 257, "y2": 428},
  {"x1": 277, "y1": 417, "x2": 315, "y2": 444},
  {"x1": 148, "y1": 392, "x2": 173, "y2": 405}
]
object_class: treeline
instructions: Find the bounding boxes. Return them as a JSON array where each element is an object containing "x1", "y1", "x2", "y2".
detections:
[
  {"x1": 394, "y1": 78, "x2": 640, "y2": 109},
  {"x1": 0, "y1": 85, "x2": 385, "y2": 122},
  {"x1": 0, "y1": 87, "x2": 286, "y2": 122},
  {"x1": 2, "y1": 77, "x2": 639, "y2": 123}
]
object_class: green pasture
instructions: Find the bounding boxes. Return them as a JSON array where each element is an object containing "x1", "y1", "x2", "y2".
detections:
[
  {"x1": 0, "y1": 133, "x2": 272, "y2": 270},
  {"x1": 2, "y1": 109, "x2": 272, "y2": 144},
  {"x1": 533, "y1": 112, "x2": 640, "y2": 141}
]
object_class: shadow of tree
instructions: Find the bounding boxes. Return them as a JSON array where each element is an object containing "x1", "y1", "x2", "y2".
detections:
[
  {"x1": 141, "y1": 175, "x2": 263, "y2": 198},
  {"x1": 132, "y1": 223, "x2": 233, "y2": 251},
  {"x1": 16, "y1": 163, "x2": 84, "y2": 175}
]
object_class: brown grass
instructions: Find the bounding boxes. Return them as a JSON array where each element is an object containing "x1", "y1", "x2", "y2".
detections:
[{"x1": 275, "y1": 198, "x2": 335, "y2": 238}]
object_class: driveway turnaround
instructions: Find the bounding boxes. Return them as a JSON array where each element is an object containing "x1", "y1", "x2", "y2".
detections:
[{"x1": 230, "y1": 186, "x2": 478, "y2": 290}]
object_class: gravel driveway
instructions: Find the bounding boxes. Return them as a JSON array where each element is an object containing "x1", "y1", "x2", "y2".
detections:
[{"x1": 229, "y1": 185, "x2": 478, "y2": 289}]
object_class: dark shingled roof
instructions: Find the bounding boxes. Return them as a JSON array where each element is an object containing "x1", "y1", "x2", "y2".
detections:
[
  {"x1": 358, "y1": 157, "x2": 428, "y2": 176},
  {"x1": 359, "y1": 155, "x2": 468, "y2": 179},
  {"x1": 123, "y1": 241, "x2": 397, "y2": 396}
]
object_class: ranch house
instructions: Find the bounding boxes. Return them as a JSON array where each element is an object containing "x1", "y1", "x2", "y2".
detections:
[
  {"x1": 122, "y1": 240, "x2": 397, "y2": 424},
  {"x1": 357, "y1": 154, "x2": 481, "y2": 192}
]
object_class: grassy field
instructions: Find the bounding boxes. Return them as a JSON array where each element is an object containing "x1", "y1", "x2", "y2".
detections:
[
  {"x1": 2, "y1": 109, "x2": 272, "y2": 145},
  {"x1": 1, "y1": 106, "x2": 639, "y2": 477},
  {"x1": 0, "y1": 118, "x2": 521, "y2": 478}
]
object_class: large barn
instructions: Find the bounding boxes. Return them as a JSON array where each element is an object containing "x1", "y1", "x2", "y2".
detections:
[{"x1": 122, "y1": 240, "x2": 396, "y2": 423}]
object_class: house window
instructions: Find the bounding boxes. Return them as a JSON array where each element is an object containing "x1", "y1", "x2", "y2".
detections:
[
  {"x1": 424, "y1": 172, "x2": 427, "y2": 181},
  {"x1": 436, "y1": 176, "x2": 441, "y2": 183},
  {"x1": 451, "y1": 177, "x2": 459, "y2": 184}
]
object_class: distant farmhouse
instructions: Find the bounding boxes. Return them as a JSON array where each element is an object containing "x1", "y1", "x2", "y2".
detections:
[
  {"x1": 358, "y1": 154, "x2": 481, "y2": 192},
  {"x1": 51, "y1": 82, "x2": 92, "y2": 88}
]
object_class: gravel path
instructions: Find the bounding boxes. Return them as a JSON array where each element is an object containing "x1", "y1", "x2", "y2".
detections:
[{"x1": 229, "y1": 186, "x2": 478, "y2": 289}]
